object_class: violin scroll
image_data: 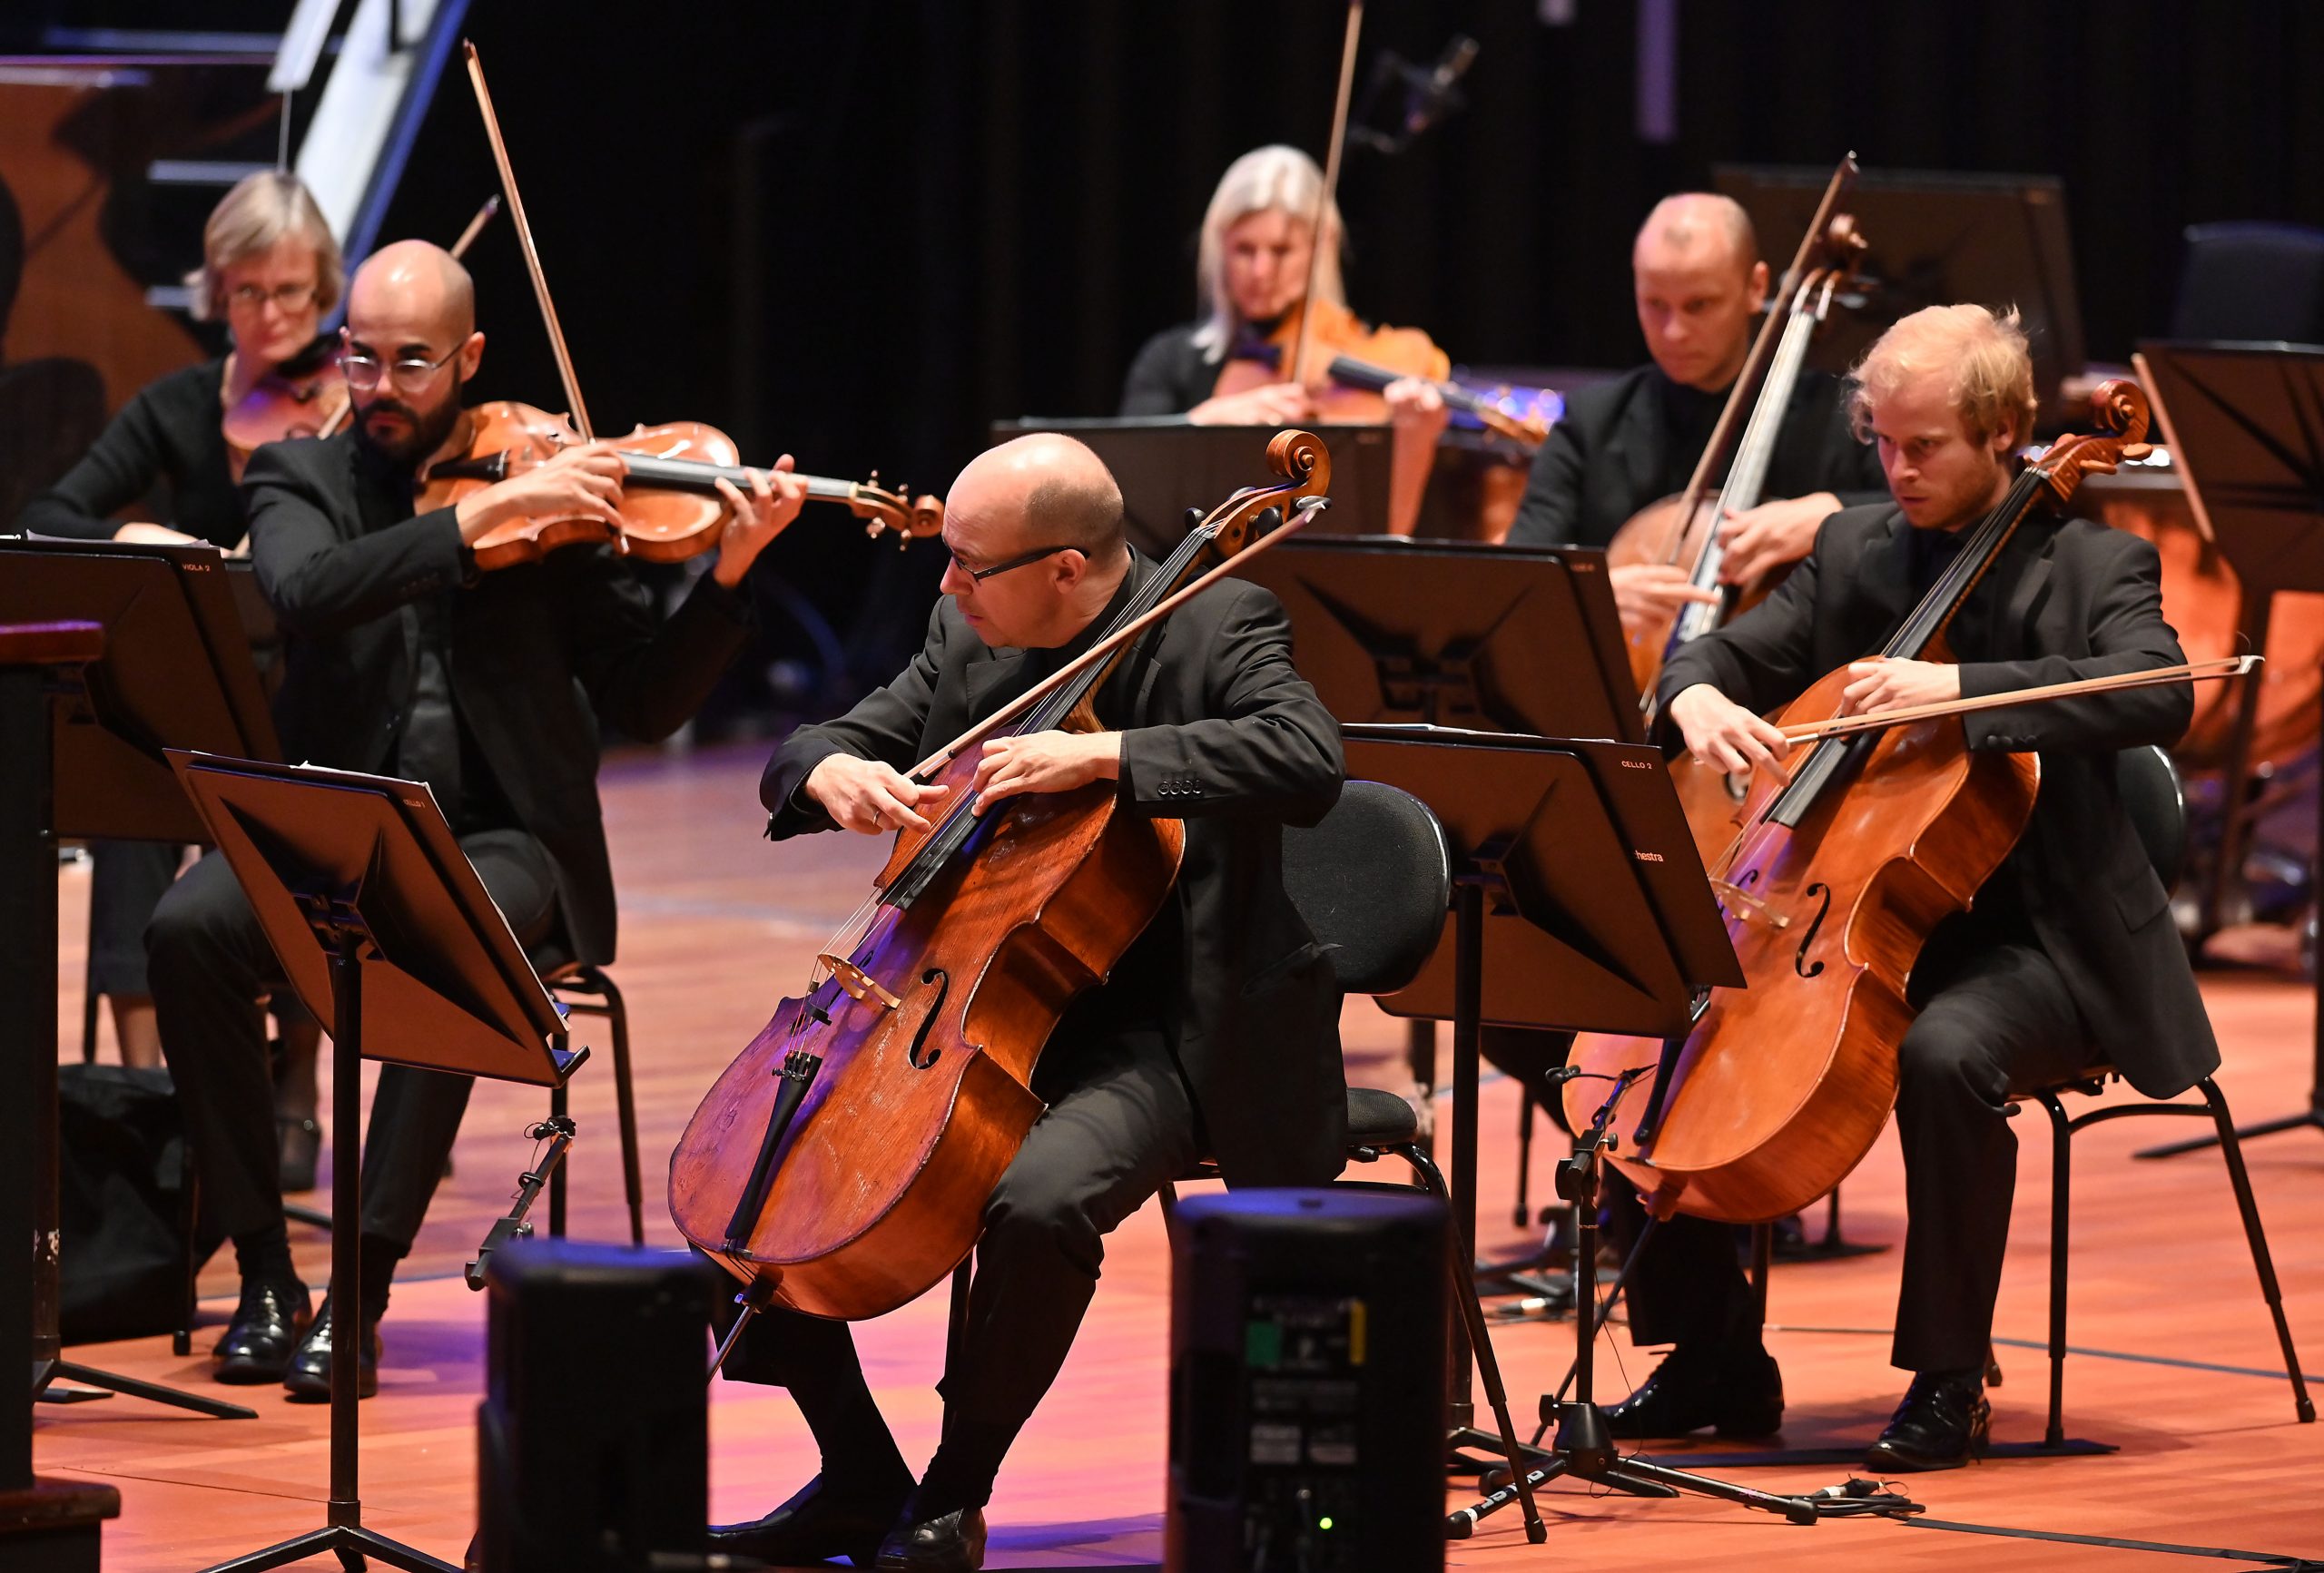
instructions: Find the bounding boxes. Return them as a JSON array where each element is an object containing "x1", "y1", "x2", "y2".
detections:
[{"x1": 847, "y1": 476, "x2": 947, "y2": 545}]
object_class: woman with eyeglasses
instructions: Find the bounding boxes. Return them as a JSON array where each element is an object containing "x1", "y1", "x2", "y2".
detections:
[
  {"x1": 21, "y1": 169, "x2": 345, "y2": 550},
  {"x1": 17, "y1": 170, "x2": 340, "y2": 1184}
]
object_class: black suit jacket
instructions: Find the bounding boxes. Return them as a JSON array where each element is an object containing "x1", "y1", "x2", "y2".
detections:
[
  {"x1": 759, "y1": 555, "x2": 1350, "y2": 1185},
  {"x1": 241, "y1": 432, "x2": 753, "y2": 964},
  {"x1": 1656, "y1": 503, "x2": 2218, "y2": 1096},
  {"x1": 1508, "y1": 363, "x2": 1887, "y2": 549},
  {"x1": 18, "y1": 356, "x2": 248, "y2": 546}
]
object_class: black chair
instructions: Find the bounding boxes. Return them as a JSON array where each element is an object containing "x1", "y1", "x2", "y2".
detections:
[
  {"x1": 2170, "y1": 221, "x2": 2324, "y2": 345},
  {"x1": 2010, "y1": 744, "x2": 2313, "y2": 1446},
  {"x1": 941, "y1": 780, "x2": 1543, "y2": 1516}
]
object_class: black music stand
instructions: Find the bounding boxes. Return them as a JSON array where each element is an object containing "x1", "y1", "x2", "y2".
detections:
[
  {"x1": 1234, "y1": 535, "x2": 1644, "y2": 743},
  {"x1": 1244, "y1": 536, "x2": 1658, "y2": 1302},
  {"x1": 166, "y1": 752, "x2": 584, "y2": 1573},
  {"x1": 0, "y1": 537, "x2": 281, "y2": 1422},
  {"x1": 1342, "y1": 726, "x2": 1743, "y2": 1467},
  {"x1": 2132, "y1": 342, "x2": 2324, "y2": 1156},
  {"x1": 990, "y1": 418, "x2": 1393, "y2": 553}
]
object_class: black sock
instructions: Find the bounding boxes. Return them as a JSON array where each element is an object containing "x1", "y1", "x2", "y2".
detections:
[
  {"x1": 342, "y1": 1233, "x2": 405, "y2": 1322},
  {"x1": 232, "y1": 1222, "x2": 295, "y2": 1287},
  {"x1": 912, "y1": 1421, "x2": 1013, "y2": 1519},
  {"x1": 795, "y1": 1367, "x2": 911, "y2": 1496}
]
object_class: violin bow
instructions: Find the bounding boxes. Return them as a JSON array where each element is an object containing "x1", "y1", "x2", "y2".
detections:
[
  {"x1": 450, "y1": 193, "x2": 501, "y2": 261},
  {"x1": 462, "y1": 41, "x2": 596, "y2": 442},
  {"x1": 1285, "y1": 0, "x2": 1365, "y2": 388}
]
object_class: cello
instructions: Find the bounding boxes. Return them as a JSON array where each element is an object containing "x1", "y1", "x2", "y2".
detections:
[
  {"x1": 1564, "y1": 381, "x2": 2165, "y2": 1224},
  {"x1": 1606, "y1": 155, "x2": 1866, "y2": 712},
  {"x1": 669, "y1": 433, "x2": 1330, "y2": 1328}
]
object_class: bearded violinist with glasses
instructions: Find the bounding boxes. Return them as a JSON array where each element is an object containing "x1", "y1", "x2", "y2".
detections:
[{"x1": 143, "y1": 238, "x2": 808, "y2": 1402}]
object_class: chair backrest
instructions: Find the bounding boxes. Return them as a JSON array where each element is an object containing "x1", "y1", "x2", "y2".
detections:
[
  {"x1": 2115, "y1": 743, "x2": 2188, "y2": 893},
  {"x1": 2170, "y1": 221, "x2": 2324, "y2": 344},
  {"x1": 1281, "y1": 780, "x2": 1451, "y2": 996}
]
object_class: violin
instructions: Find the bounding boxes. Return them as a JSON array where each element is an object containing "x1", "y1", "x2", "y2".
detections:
[
  {"x1": 222, "y1": 338, "x2": 350, "y2": 483},
  {"x1": 1564, "y1": 381, "x2": 2161, "y2": 1224},
  {"x1": 436, "y1": 64, "x2": 939, "y2": 571},
  {"x1": 667, "y1": 433, "x2": 1330, "y2": 1327},
  {"x1": 1216, "y1": 298, "x2": 1551, "y2": 449},
  {"x1": 415, "y1": 401, "x2": 942, "y2": 571},
  {"x1": 1607, "y1": 157, "x2": 1866, "y2": 712}
]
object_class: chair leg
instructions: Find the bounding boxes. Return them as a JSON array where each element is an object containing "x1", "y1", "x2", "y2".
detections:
[
  {"x1": 1391, "y1": 1142, "x2": 1545, "y2": 1543},
  {"x1": 583, "y1": 968, "x2": 645, "y2": 1247},
  {"x1": 2036, "y1": 1088, "x2": 2072, "y2": 1448},
  {"x1": 2199, "y1": 1078, "x2": 2316, "y2": 1423}
]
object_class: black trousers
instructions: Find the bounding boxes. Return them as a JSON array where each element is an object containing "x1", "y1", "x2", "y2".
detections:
[
  {"x1": 1617, "y1": 913, "x2": 2096, "y2": 1375},
  {"x1": 88, "y1": 839, "x2": 184, "y2": 998},
  {"x1": 146, "y1": 829, "x2": 557, "y2": 1252},
  {"x1": 718, "y1": 1018, "x2": 1200, "y2": 1489}
]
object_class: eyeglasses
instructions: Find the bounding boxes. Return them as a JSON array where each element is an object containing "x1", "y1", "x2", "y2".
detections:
[
  {"x1": 227, "y1": 280, "x2": 320, "y2": 313},
  {"x1": 339, "y1": 331, "x2": 464, "y2": 392},
  {"x1": 951, "y1": 544, "x2": 1076, "y2": 582}
]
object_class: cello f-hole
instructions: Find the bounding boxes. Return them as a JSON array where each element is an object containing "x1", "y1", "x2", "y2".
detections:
[
  {"x1": 906, "y1": 968, "x2": 950, "y2": 1070},
  {"x1": 1794, "y1": 882, "x2": 1832, "y2": 979}
]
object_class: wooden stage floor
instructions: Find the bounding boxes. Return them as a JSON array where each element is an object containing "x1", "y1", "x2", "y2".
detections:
[{"x1": 38, "y1": 745, "x2": 2324, "y2": 1569}]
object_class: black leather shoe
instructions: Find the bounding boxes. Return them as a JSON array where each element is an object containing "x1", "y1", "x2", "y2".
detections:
[
  {"x1": 1603, "y1": 1340, "x2": 1784, "y2": 1439},
  {"x1": 876, "y1": 1506, "x2": 986, "y2": 1572},
  {"x1": 277, "y1": 1116, "x2": 322, "y2": 1193},
  {"x1": 212, "y1": 1278, "x2": 311, "y2": 1385},
  {"x1": 282, "y1": 1299, "x2": 380, "y2": 1401},
  {"x1": 1866, "y1": 1371, "x2": 1990, "y2": 1472},
  {"x1": 708, "y1": 1472, "x2": 912, "y2": 1568}
]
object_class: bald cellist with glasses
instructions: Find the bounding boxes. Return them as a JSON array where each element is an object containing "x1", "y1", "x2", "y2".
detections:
[
  {"x1": 1607, "y1": 304, "x2": 2216, "y2": 1471},
  {"x1": 706, "y1": 433, "x2": 1345, "y2": 1573}
]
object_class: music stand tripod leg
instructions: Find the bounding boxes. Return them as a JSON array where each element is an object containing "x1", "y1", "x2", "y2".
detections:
[{"x1": 198, "y1": 928, "x2": 460, "y2": 1573}]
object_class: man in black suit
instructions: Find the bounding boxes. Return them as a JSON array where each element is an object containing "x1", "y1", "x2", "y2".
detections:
[
  {"x1": 1507, "y1": 192, "x2": 1885, "y2": 635},
  {"x1": 710, "y1": 432, "x2": 1344, "y2": 1572},
  {"x1": 1609, "y1": 304, "x2": 2213, "y2": 1470},
  {"x1": 146, "y1": 241, "x2": 804, "y2": 1397}
]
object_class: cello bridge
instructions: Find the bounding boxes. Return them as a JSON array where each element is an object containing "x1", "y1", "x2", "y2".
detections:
[
  {"x1": 817, "y1": 954, "x2": 902, "y2": 1011},
  {"x1": 1711, "y1": 880, "x2": 1788, "y2": 929}
]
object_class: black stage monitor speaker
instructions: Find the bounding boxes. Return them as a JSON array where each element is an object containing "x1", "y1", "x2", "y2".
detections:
[
  {"x1": 1167, "y1": 1185, "x2": 1447, "y2": 1573},
  {"x1": 477, "y1": 1241, "x2": 720, "y2": 1573}
]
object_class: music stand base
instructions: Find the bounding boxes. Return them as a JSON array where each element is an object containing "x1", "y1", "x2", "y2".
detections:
[
  {"x1": 32, "y1": 1357, "x2": 255, "y2": 1420},
  {"x1": 2138, "y1": 1105, "x2": 2323, "y2": 1158},
  {"x1": 200, "y1": 1522, "x2": 460, "y2": 1573}
]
